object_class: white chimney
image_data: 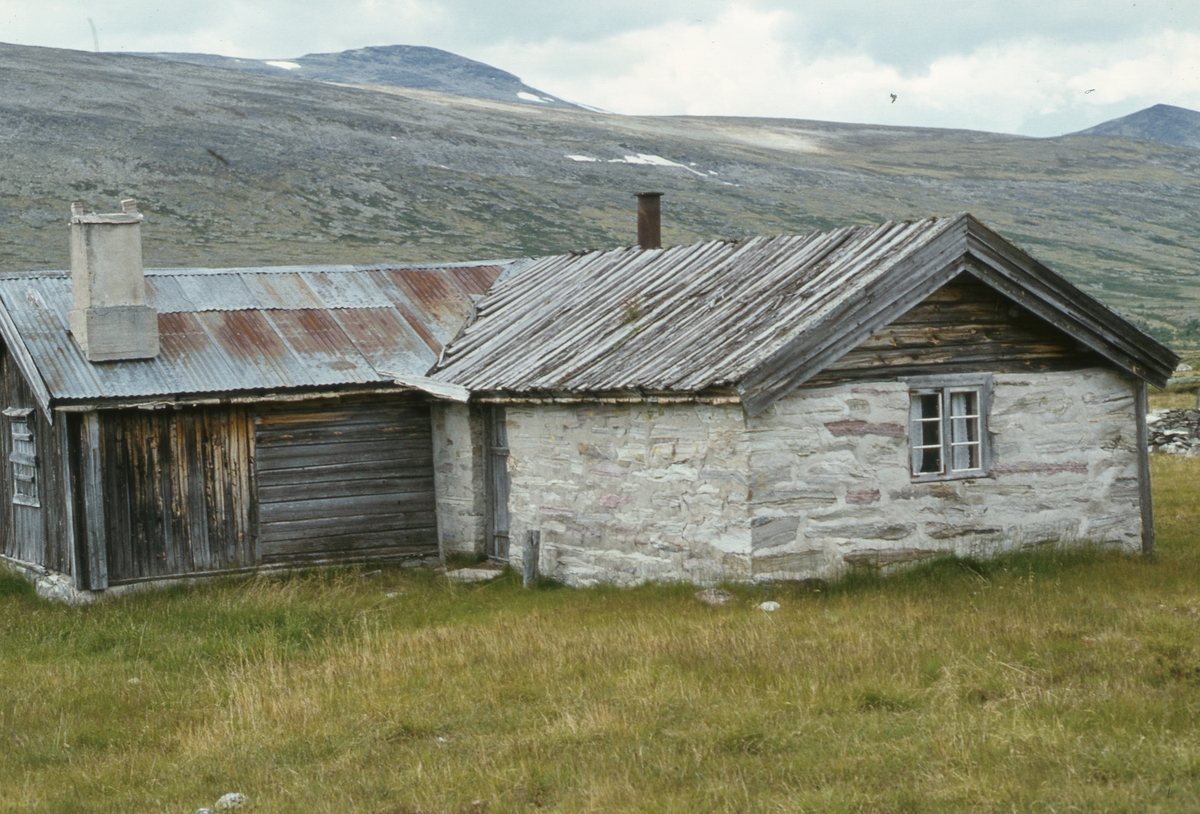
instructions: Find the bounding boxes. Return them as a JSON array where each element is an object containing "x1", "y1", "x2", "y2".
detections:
[{"x1": 68, "y1": 199, "x2": 159, "y2": 362}]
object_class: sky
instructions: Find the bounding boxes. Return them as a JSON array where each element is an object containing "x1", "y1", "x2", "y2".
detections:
[{"x1": 4, "y1": 1, "x2": 1200, "y2": 136}]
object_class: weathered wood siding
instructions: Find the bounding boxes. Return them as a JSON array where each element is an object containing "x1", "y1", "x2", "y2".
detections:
[
  {"x1": 0, "y1": 347, "x2": 71, "y2": 573},
  {"x1": 101, "y1": 407, "x2": 255, "y2": 583},
  {"x1": 254, "y1": 397, "x2": 437, "y2": 564},
  {"x1": 808, "y1": 274, "x2": 1099, "y2": 385}
]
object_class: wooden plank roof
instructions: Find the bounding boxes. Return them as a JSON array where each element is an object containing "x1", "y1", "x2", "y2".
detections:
[{"x1": 434, "y1": 214, "x2": 1179, "y2": 415}]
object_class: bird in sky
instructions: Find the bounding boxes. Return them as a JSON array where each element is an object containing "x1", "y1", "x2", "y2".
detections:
[
  {"x1": 890, "y1": 93, "x2": 897, "y2": 104},
  {"x1": 1084, "y1": 88, "x2": 1096, "y2": 94}
]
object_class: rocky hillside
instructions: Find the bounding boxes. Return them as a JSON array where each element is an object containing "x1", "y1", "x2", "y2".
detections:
[
  {"x1": 135, "y1": 44, "x2": 579, "y2": 109},
  {"x1": 2, "y1": 42, "x2": 1199, "y2": 347}
]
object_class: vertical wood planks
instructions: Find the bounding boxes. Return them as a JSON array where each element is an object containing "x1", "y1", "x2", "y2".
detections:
[
  {"x1": 484, "y1": 405, "x2": 510, "y2": 561},
  {"x1": 57, "y1": 417, "x2": 80, "y2": 588},
  {"x1": 102, "y1": 406, "x2": 254, "y2": 584},
  {"x1": 81, "y1": 411, "x2": 108, "y2": 590},
  {"x1": 1136, "y1": 379, "x2": 1155, "y2": 556}
]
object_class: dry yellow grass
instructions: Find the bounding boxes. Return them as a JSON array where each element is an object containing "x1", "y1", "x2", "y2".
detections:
[{"x1": 3, "y1": 457, "x2": 1200, "y2": 813}]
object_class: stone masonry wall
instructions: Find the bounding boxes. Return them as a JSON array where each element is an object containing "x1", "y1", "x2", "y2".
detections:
[
  {"x1": 504, "y1": 402, "x2": 752, "y2": 586},
  {"x1": 491, "y1": 367, "x2": 1141, "y2": 587},
  {"x1": 431, "y1": 402, "x2": 486, "y2": 557},
  {"x1": 747, "y1": 367, "x2": 1142, "y2": 580}
]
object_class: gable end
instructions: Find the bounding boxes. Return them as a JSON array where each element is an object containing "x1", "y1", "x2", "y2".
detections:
[
  {"x1": 737, "y1": 214, "x2": 1179, "y2": 416},
  {"x1": 962, "y1": 218, "x2": 1177, "y2": 388}
]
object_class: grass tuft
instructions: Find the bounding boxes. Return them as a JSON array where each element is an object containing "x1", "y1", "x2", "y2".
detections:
[{"x1": 0, "y1": 567, "x2": 37, "y2": 602}]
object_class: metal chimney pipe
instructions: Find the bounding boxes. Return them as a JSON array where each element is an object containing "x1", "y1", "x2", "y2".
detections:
[{"x1": 636, "y1": 192, "x2": 663, "y2": 250}]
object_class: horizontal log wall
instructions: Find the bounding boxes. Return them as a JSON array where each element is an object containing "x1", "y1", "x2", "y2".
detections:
[
  {"x1": 807, "y1": 274, "x2": 1101, "y2": 385},
  {"x1": 254, "y1": 396, "x2": 437, "y2": 564}
]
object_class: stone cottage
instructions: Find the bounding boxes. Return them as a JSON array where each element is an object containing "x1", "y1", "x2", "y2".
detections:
[{"x1": 430, "y1": 214, "x2": 1179, "y2": 586}]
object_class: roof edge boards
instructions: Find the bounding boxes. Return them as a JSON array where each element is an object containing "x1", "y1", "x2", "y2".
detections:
[
  {"x1": 0, "y1": 302, "x2": 54, "y2": 423},
  {"x1": 962, "y1": 218, "x2": 1179, "y2": 387},
  {"x1": 51, "y1": 383, "x2": 430, "y2": 412},
  {"x1": 736, "y1": 218, "x2": 972, "y2": 417}
]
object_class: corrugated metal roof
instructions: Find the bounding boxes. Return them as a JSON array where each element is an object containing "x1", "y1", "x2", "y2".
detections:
[
  {"x1": 434, "y1": 217, "x2": 961, "y2": 393},
  {"x1": 0, "y1": 263, "x2": 508, "y2": 402}
]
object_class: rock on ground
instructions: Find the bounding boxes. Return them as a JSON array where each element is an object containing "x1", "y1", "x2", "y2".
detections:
[
  {"x1": 696, "y1": 588, "x2": 736, "y2": 606},
  {"x1": 446, "y1": 567, "x2": 504, "y2": 584}
]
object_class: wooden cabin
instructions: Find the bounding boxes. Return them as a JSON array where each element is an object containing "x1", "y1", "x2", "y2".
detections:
[
  {"x1": 430, "y1": 215, "x2": 1180, "y2": 586},
  {"x1": 0, "y1": 201, "x2": 504, "y2": 596}
]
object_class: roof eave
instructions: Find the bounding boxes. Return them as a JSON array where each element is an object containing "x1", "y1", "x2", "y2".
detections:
[
  {"x1": 0, "y1": 300, "x2": 54, "y2": 423},
  {"x1": 736, "y1": 215, "x2": 1181, "y2": 415},
  {"x1": 736, "y1": 215, "x2": 972, "y2": 416},
  {"x1": 961, "y1": 216, "x2": 1180, "y2": 388}
]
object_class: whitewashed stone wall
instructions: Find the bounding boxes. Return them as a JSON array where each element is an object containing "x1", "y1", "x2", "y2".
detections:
[
  {"x1": 746, "y1": 367, "x2": 1142, "y2": 580},
  {"x1": 503, "y1": 402, "x2": 752, "y2": 586},
  {"x1": 430, "y1": 403, "x2": 486, "y2": 556},
  {"x1": 492, "y1": 367, "x2": 1142, "y2": 587}
]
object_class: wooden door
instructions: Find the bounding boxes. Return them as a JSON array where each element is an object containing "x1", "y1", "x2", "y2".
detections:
[
  {"x1": 254, "y1": 397, "x2": 438, "y2": 564},
  {"x1": 484, "y1": 405, "x2": 510, "y2": 561}
]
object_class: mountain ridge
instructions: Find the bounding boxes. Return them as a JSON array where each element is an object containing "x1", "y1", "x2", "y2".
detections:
[
  {"x1": 134, "y1": 44, "x2": 580, "y2": 110},
  {"x1": 0, "y1": 41, "x2": 1197, "y2": 349}
]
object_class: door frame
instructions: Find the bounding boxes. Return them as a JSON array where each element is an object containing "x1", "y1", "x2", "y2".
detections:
[{"x1": 483, "y1": 405, "x2": 510, "y2": 561}]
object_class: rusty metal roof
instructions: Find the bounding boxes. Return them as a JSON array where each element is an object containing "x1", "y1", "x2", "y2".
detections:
[
  {"x1": 0, "y1": 262, "x2": 509, "y2": 407},
  {"x1": 435, "y1": 215, "x2": 1178, "y2": 415}
]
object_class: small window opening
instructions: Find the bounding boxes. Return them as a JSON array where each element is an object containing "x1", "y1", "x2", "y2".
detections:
[
  {"x1": 906, "y1": 375, "x2": 991, "y2": 481},
  {"x1": 4, "y1": 407, "x2": 38, "y2": 508}
]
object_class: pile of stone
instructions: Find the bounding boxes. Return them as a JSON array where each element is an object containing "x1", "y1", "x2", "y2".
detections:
[{"x1": 1147, "y1": 409, "x2": 1200, "y2": 456}]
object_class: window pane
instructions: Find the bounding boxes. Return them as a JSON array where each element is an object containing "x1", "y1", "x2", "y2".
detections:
[
  {"x1": 951, "y1": 441, "x2": 979, "y2": 471},
  {"x1": 920, "y1": 393, "x2": 941, "y2": 419},
  {"x1": 921, "y1": 446, "x2": 942, "y2": 474},
  {"x1": 950, "y1": 390, "x2": 977, "y2": 418},
  {"x1": 951, "y1": 416, "x2": 979, "y2": 444},
  {"x1": 921, "y1": 419, "x2": 941, "y2": 446}
]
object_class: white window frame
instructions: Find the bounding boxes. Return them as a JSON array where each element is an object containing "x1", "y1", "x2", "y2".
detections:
[
  {"x1": 3, "y1": 406, "x2": 39, "y2": 507},
  {"x1": 901, "y1": 373, "x2": 993, "y2": 482}
]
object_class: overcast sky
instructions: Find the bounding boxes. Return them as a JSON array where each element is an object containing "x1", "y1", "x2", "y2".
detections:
[{"x1": 5, "y1": 1, "x2": 1200, "y2": 136}]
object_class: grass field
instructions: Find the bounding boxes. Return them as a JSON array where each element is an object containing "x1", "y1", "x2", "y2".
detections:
[{"x1": 3, "y1": 457, "x2": 1200, "y2": 813}]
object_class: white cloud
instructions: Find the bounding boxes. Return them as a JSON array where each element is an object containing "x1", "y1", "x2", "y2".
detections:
[
  {"x1": 482, "y1": 6, "x2": 1200, "y2": 135},
  {"x1": 4, "y1": 1, "x2": 1200, "y2": 134}
]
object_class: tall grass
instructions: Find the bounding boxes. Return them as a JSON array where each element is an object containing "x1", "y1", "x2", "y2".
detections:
[{"x1": 3, "y1": 458, "x2": 1200, "y2": 813}]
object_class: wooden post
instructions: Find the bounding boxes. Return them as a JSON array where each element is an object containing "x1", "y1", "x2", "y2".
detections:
[
  {"x1": 80, "y1": 412, "x2": 108, "y2": 589},
  {"x1": 58, "y1": 416, "x2": 81, "y2": 590},
  {"x1": 1135, "y1": 380, "x2": 1155, "y2": 557},
  {"x1": 523, "y1": 529, "x2": 540, "y2": 588}
]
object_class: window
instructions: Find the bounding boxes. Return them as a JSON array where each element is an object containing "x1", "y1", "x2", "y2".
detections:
[
  {"x1": 4, "y1": 407, "x2": 38, "y2": 507},
  {"x1": 903, "y1": 374, "x2": 992, "y2": 481}
]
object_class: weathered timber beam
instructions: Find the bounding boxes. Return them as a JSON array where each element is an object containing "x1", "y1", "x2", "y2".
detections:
[
  {"x1": 80, "y1": 412, "x2": 108, "y2": 590},
  {"x1": 1136, "y1": 379, "x2": 1155, "y2": 557}
]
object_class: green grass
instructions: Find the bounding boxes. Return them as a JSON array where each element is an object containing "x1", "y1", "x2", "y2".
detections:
[{"x1": 3, "y1": 458, "x2": 1200, "y2": 812}]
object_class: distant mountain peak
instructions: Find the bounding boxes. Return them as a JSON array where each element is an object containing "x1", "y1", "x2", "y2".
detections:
[
  {"x1": 1074, "y1": 103, "x2": 1200, "y2": 150},
  {"x1": 136, "y1": 44, "x2": 579, "y2": 109}
]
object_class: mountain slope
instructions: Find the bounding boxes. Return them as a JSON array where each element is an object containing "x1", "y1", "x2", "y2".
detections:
[
  {"x1": 1, "y1": 42, "x2": 1198, "y2": 347},
  {"x1": 136, "y1": 44, "x2": 579, "y2": 109},
  {"x1": 1075, "y1": 104, "x2": 1200, "y2": 151}
]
